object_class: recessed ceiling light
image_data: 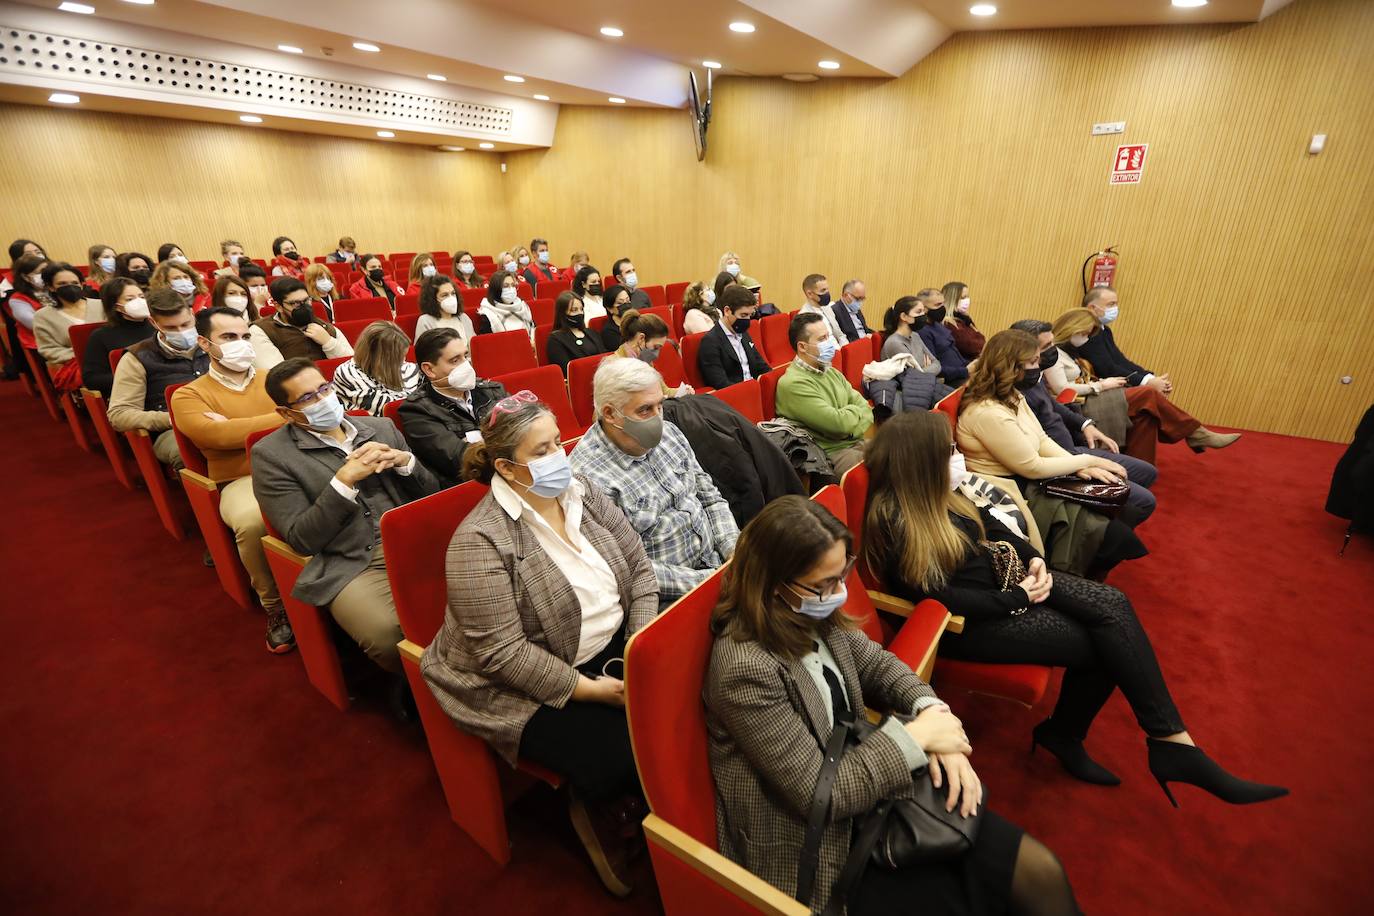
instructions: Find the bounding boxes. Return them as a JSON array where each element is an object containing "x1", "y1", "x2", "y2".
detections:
[
  {"x1": 702, "y1": 60, "x2": 722, "y2": 70},
  {"x1": 426, "y1": 73, "x2": 446, "y2": 81},
  {"x1": 533, "y1": 94, "x2": 550, "y2": 101},
  {"x1": 729, "y1": 22, "x2": 755, "y2": 33},
  {"x1": 969, "y1": 4, "x2": 997, "y2": 15},
  {"x1": 600, "y1": 26, "x2": 624, "y2": 38},
  {"x1": 782, "y1": 73, "x2": 819, "y2": 83},
  {"x1": 239, "y1": 114, "x2": 263, "y2": 123},
  {"x1": 376, "y1": 130, "x2": 395, "y2": 138},
  {"x1": 277, "y1": 44, "x2": 303, "y2": 54},
  {"x1": 49, "y1": 92, "x2": 81, "y2": 104},
  {"x1": 352, "y1": 41, "x2": 380, "y2": 52},
  {"x1": 479, "y1": 142, "x2": 495, "y2": 149},
  {"x1": 123, "y1": 0, "x2": 155, "y2": 5},
  {"x1": 818, "y1": 60, "x2": 840, "y2": 70},
  {"x1": 504, "y1": 75, "x2": 525, "y2": 84},
  {"x1": 439, "y1": 145, "x2": 465, "y2": 152},
  {"x1": 608, "y1": 97, "x2": 626, "y2": 104},
  {"x1": 1171, "y1": 0, "x2": 1208, "y2": 6},
  {"x1": 59, "y1": 2, "x2": 95, "y2": 13}
]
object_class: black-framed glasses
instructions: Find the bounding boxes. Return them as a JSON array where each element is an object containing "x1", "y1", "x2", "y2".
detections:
[
  {"x1": 790, "y1": 555, "x2": 857, "y2": 599},
  {"x1": 288, "y1": 381, "x2": 334, "y2": 408}
]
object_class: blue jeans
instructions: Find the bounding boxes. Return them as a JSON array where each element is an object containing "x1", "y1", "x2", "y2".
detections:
[{"x1": 1076, "y1": 447, "x2": 1157, "y2": 527}]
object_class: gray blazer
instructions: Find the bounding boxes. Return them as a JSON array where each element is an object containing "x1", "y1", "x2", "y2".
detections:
[
  {"x1": 704, "y1": 626, "x2": 937, "y2": 915},
  {"x1": 251, "y1": 416, "x2": 440, "y2": 605},
  {"x1": 421, "y1": 476, "x2": 659, "y2": 766}
]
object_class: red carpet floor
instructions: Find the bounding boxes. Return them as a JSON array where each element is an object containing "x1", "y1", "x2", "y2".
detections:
[{"x1": 1, "y1": 377, "x2": 1371, "y2": 915}]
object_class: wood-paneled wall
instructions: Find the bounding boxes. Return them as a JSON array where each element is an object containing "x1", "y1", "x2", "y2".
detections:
[
  {"x1": 502, "y1": 0, "x2": 1373, "y2": 442},
  {"x1": 0, "y1": 105, "x2": 513, "y2": 265}
]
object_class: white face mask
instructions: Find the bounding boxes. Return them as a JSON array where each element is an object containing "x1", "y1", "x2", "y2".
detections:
[
  {"x1": 948, "y1": 451, "x2": 969, "y2": 491},
  {"x1": 703, "y1": 288, "x2": 716, "y2": 305},
  {"x1": 214, "y1": 338, "x2": 256, "y2": 372},
  {"x1": 228, "y1": 254, "x2": 242, "y2": 266},
  {"x1": 500, "y1": 286, "x2": 518, "y2": 304},
  {"x1": 224, "y1": 294, "x2": 249, "y2": 312},
  {"x1": 249, "y1": 286, "x2": 269, "y2": 303},
  {"x1": 170, "y1": 278, "x2": 196, "y2": 296},
  {"x1": 171, "y1": 255, "x2": 189, "y2": 265},
  {"x1": 458, "y1": 261, "x2": 474, "y2": 275},
  {"x1": 518, "y1": 255, "x2": 530, "y2": 266},
  {"x1": 446, "y1": 361, "x2": 476, "y2": 392},
  {"x1": 537, "y1": 250, "x2": 549, "y2": 264},
  {"x1": 439, "y1": 294, "x2": 459, "y2": 315},
  {"x1": 121, "y1": 297, "x2": 150, "y2": 319},
  {"x1": 27, "y1": 273, "x2": 44, "y2": 289},
  {"x1": 725, "y1": 262, "x2": 740, "y2": 277},
  {"x1": 622, "y1": 270, "x2": 638, "y2": 289},
  {"x1": 316, "y1": 278, "x2": 334, "y2": 293},
  {"x1": 421, "y1": 264, "x2": 437, "y2": 277},
  {"x1": 1068, "y1": 333, "x2": 1089, "y2": 348},
  {"x1": 503, "y1": 261, "x2": 517, "y2": 273},
  {"x1": 956, "y1": 297, "x2": 971, "y2": 313}
]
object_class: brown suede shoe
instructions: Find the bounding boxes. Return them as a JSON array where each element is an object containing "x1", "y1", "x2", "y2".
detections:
[
  {"x1": 567, "y1": 790, "x2": 634, "y2": 897},
  {"x1": 1186, "y1": 426, "x2": 1241, "y2": 452}
]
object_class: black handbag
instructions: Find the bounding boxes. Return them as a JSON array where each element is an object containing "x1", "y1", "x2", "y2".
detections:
[
  {"x1": 1042, "y1": 475, "x2": 1129, "y2": 511},
  {"x1": 796, "y1": 716, "x2": 984, "y2": 915}
]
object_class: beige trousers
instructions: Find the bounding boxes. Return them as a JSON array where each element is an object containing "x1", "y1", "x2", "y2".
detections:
[
  {"x1": 329, "y1": 547, "x2": 402, "y2": 673},
  {"x1": 830, "y1": 442, "x2": 868, "y2": 478},
  {"x1": 217, "y1": 475, "x2": 282, "y2": 615},
  {"x1": 153, "y1": 428, "x2": 184, "y2": 469}
]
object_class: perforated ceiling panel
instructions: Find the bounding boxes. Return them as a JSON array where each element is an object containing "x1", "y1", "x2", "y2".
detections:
[{"x1": 0, "y1": 24, "x2": 512, "y2": 135}]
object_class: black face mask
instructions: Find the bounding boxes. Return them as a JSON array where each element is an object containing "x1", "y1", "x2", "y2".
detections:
[
  {"x1": 1015, "y1": 367, "x2": 1043, "y2": 391},
  {"x1": 588, "y1": 284, "x2": 603, "y2": 296},
  {"x1": 1038, "y1": 346, "x2": 1060, "y2": 371},
  {"x1": 54, "y1": 284, "x2": 86, "y2": 304},
  {"x1": 567, "y1": 314, "x2": 585, "y2": 329},
  {"x1": 129, "y1": 268, "x2": 151, "y2": 283},
  {"x1": 907, "y1": 312, "x2": 925, "y2": 327},
  {"x1": 286, "y1": 302, "x2": 315, "y2": 328},
  {"x1": 283, "y1": 251, "x2": 300, "y2": 261},
  {"x1": 732, "y1": 315, "x2": 752, "y2": 334},
  {"x1": 368, "y1": 268, "x2": 386, "y2": 282},
  {"x1": 815, "y1": 292, "x2": 831, "y2": 308},
  {"x1": 926, "y1": 306, "x2": 947, "y2": 324}
]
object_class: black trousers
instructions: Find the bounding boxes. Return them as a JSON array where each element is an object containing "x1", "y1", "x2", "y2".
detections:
[
  {"x1": 939, "y1": 572, "x2": 1185, "y2": 739},
  {"x1": 517, "y1": 625, "x2": 640, "y2": 801}
]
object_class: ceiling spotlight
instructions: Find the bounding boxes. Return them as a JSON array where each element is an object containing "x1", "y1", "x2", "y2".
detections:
[
  {"x1": 352, "y1": 41, "x2": 381, "y2": 52},
  {"x1": 503, "y1": 75, "x2": 525, "y2": 83},
  {"x1": 277, "y1": 44, "x2": 303, "y2": 54},
  {"x1": 818, "y1": 60, "x2": 840, "y2": 70},
  {"x1": 969, "y1": 4, "x2": 997, "y2": 15},
  {"x1": 600, "y1": 27, "x2": 624, "y2": 37},
  {"x1": 49, "y1": 92, "x2": 81, "y2": 104},
  {"x1": 122, "y1": 0, "x2": 156, "y2": 4},
  {"x1": 479, "y1": 142, "x2": 495, "y2": 149},
  {"x1": 59, "y1": 2, "x2": 95, "y2": 13},
  {"x1": 533, "y1": 94, "x2": 550, "y2": 101},
  {"x1": 439, "y1": 145, "x2": 465, "y2": 152},
  {"x1": 427, "y1": 73, "x2": 447, "y2": 81},
  {"x1": 702, "y1": 60, "x2": 722, "y2": 70},
  {"x1": 376, "y1": 130, "x2": 395, "y2": 138},
  {"x1": 238, "y1": 114, "x2": 263, "y2": 123},
  {"x1": 728, "y1": 22, "x2": 755, "y2": 33},
  {"x1": 608, "y1": 97, "x2": 626, "y2": 104},
  {"x1": 1171, "y1": 0, "x2": 1208, "y2": 6}
]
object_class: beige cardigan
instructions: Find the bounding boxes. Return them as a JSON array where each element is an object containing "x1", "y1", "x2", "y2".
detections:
[
  {"x1": 956, "y1": 395, "x2": 1094, "y2": 480},
  {"x1": 33, "y1": 301, "x2": 102, "y2": 365}
]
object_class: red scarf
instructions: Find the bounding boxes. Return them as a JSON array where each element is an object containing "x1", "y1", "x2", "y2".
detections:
[{"x1": 272, "y1": 254, "x2": 306, "y2": 280}]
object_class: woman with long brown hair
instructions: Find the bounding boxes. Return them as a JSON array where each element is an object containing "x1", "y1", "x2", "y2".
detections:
[
  {"x1": 707, "y1": 495, "x2": 1076, "y2": 916},
  {"x1": 148, "y1": 259, "x2": 211, "y2": 312},
  {"x1": 405, "y1": 252, "x2": 439, "y2": 295},
  {"x1": 862, "y1": 410, "x2": 1286, "y2": 806},
  {"x1": 331, "y1": 320, "x2": 419, "y2": 416},
  {"x1": 302, "y1": 261, "x2": 337, "y2": 322}
]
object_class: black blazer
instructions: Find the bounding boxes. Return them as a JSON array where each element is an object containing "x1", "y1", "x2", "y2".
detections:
[
  {"x1": 547, "y1": 327, "x2": 607, "y2": 374},
  {"x1": 831, "y1": 302, "x2": 874, "y2": 343},
  {"x1": 697, "y1": 322, "x2": 770, "y2": 390},
  {"x1": 1072, "y1": 326, "x2": 1150, "y2": 387},
  {"x1": 397, "y1": 378, "x2": 508, "y2": 487}
]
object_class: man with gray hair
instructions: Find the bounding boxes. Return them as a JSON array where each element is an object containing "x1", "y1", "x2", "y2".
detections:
[
  {"x1": 832, "y1": 279, "x2": 875, "y2": 343},
  {"x1": 570, "y1": 357, "x2": 738, "y2": 604}
]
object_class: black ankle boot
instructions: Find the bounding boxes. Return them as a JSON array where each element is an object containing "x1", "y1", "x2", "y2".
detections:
[
  {"x1": 1146, "y1": 738, "x2": 1289, "y2": 808},
  {"x1": 1030, "y1": 720, "x2": 1120, "y2": 786}
]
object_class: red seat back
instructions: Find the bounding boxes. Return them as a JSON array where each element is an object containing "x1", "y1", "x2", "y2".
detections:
[
  {"x1": 534, "y1": 324, "x2": 554, "y2": 366},
  {"x1": 625, "y1": 565, "x2": 727, "y2": 847},
  {"x1": 840, "y1": 341, "x2": 869, "y2": 395},
  {"x1": 641, "y1": 284, "x2": 667, "y2": 308},
  {"x1": 758, "y1": 312, "x2": 792, "y2": 367},
  {"x1": 680, "y1": 332, "x2": 707, "y2": 390},
  {"x1": 67, "y1": 321, "x2": 102, "y2": 368},
  {"x1": 316, "y1": 356, "x2": 350, "y2": 381},
  {"x1": 381, "y1": 481, "x2": 490, "y2": 645},
  {"x1": 460, "y1": 287, "x2": 488, "y2": 314},
  {"x1": 517, "y1": 281, "x2": 534, "y2": 301},
  {"x1": 759, "y1": 365, "x2": 787, "y2": 421},
  {"x1": 655, "y1": 340, "x2": 686, "y2": 389},
  {"x1": 588, "y1": 315, "x2": 608, "y2": 334},
  {"x1": 389, "y1": 251, "x2": 417, "y2": 264},
  {"x1": 164, "y1": 382, "x2": 210, "y2": 476},
  {"x1": 334, "y1": 298, "x2": 391, "y2": 322},
  {"x1": 639, "y1": 305, "x2": 676, "y2": 339},
  {"x1": 382, "y1": 398, "x2": 405, "y2": 434},
  {"x1": 470, "y1": 329, "x2": 536, "y2": 378},
  {"x1": 394, "y1": 293, "x2": 422, "y2": 316},
  {"x1": 870, "y1": 333, "x2": 884, "y2": 361},
  {"x1": 189, "y1": 260, "x2": 217, "y2": 274},
  {"x1": 710, "y1": 378, "x2": 762, "y2": 424},
  {"x1": 810, "y1": 485, "x2": 884, "y2": 644},
  {"x1": 492, "y1": 364, "x2": 585, "y2": 441},
  {"x1": 395, "y1": 312, "x2": 421, "y2": 341},
  {"x1": 933, "y1": 386, "x2": 963, "y2": 427},
  {"x1": 528, "y1": 298, "x2": 555, "y2": 328},
  {"x1": 665, "y1": 281, "x2": 689, "y2": 305},
  {"x1": 1056, "y1": 386, "x2": 1076, "y2": 405},
  {"x1": 538, "y1": 278, "x2": 570, "y2": 299},
  {"x1": 337, "y1": 318, "x2": 387, "y2": 344},
  {"x1": 567, "y1": 354, "x2": 607, "y2": 428}
]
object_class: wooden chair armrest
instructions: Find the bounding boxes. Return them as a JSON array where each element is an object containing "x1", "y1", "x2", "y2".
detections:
[
  {"x1": 867, "y1": 590, "x2": 913, "y2": 617},
  {"x1": 178, "y1": 467, "x2": 219, "y2": 492},
  {"x1": 642, "y1": 814, "x2": 809, "y2": 916},
  {"x1": 262, "y1": 535, "x2": 310, "y2": 567},
  {"x1": 398, "y1": 638, "x2": 425, "y2": 665},
  {"x1": 947, "y1": 615, "x2": 966, "y2": 634}
]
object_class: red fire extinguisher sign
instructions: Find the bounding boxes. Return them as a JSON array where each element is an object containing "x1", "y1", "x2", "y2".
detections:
[{"x1": 1110, "y1": 144, "x2": 1148, "y2": 184}]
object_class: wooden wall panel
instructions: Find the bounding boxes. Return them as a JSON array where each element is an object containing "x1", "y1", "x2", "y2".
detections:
[
  {"x1": 0, "y1": 105, "x2": 513, "y2": 265},
  {"x1": 501, "y1": 0, "x2": 1373, "y2": 441}
]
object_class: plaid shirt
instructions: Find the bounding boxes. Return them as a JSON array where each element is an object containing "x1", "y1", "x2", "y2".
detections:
[{"x1": 570, "y1": 418, "x2": 738, "y2": 603}]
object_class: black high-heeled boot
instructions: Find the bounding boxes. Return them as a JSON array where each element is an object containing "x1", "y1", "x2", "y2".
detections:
[
  {"x1": 1146, "y1": 738, "x2": 1289, "y2": 808},
  {"x1": 1031, "y1": 720, "x2": 1121, "y2": 786}
]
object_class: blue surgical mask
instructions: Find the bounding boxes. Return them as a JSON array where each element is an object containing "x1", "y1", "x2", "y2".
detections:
[
  {"x1": 1101, "y1": 306, "x2": 1119, "y2": 324},
  {"x1": 512, "y1": 450, "x2": 573, "y2": 498},
  {"x1": 98, "y1": 256, "x2": 116, "y2": 273},
  {"x1": 812, "y1": 337, "x2": 838, "y2": 365},
  {"x1": 422, "y1": 264, "x2": 437, "y2": 277},
  {"x1": 537, "y1": 250, "x2": 550, "y2": 264},
  {"x1": 162, "y1": 328, "x2": 198, "y2": 351},
  {"x1": 622, "y1": 270, "x2": 638, "y2": 289},
  {"x1": 846, "y1": 297, "x2": 863, "y2": 314},
  {"x1": 170, "y1": 278, "x2": 195, "y2": 296},
  {"x1": 301, "y1": 393, "x2": 345, "y2": 431},
  {"x1": 789, "y1": 581, "x2": 848, "y2": 620}
]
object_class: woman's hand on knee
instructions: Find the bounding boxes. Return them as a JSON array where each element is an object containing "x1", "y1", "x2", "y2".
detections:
[{"x1": 929, "y1": 752, "x2": 982, "y2": 817}]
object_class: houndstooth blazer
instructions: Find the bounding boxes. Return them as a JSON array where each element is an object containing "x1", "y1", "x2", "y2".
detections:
[
  {"x1": 704, "y1": 625, "x2": 938, "y2": 915},
  {"x1": 420, "y1": 475, "x2": 659, "y2": 766}
]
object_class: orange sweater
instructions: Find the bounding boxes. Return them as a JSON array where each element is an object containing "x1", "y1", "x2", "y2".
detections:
[{"x1": 169, "y1": 372, "x2": 284, "y2": 481}]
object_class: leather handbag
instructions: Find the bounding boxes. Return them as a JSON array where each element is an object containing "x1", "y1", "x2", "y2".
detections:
[
  {"x1": 1042, "y1": 475, "x2": 1129, "y2": 511},
  {"x1": 796, "y1": 716, "x2": 984, "y2": 915}
]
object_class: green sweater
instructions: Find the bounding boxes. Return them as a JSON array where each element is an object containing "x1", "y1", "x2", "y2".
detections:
[{"x1": 774, "y1": 361, "x2": 873, "y2": 454}]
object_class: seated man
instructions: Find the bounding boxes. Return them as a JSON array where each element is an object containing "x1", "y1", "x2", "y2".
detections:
[
  {"x1": 169, "y1": 307, "x2": 291, "y2": 652},
  {"x1": 774, "y1": 312, "x2": 873, "y2": 477},
  {"x1": 398, "y1": 327, "x2": 508, "y2": 487},
  {"x1": 248, "y1": 277, "x2": 353, "y2": 370},
  {"x1": 570, "y1": 357, "x2": 738, "y2": 605},
  {"x1": 610, "y1": 257, "x2": 652, "y2": 311},
  {"x1": 697, "y1": 284, "x2": 770, "y2": 390},
  {"x1": 798, "y1": 272, "x2": 844, "y2": 342},
  {"x1": 831, "y1": 279, "x2": 875, "y2": 342},
  {"x1": 108, "y1": 288, "x2": 210, "y2": 468},
  {"x1": 253, "y1": 358, "x2": 441, "y2": 679},
  {"x1": 1011, "y1": 319, "x2": 1158, "y2": 528}
]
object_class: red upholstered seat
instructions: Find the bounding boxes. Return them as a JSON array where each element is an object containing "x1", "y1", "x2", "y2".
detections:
[
  {"x1": 709, "y1": 377, "x2": 763, "y2": 424},
  {"x1": 665, "y1": 281, "x2": 689, "y2": 305},
  {"x1": 337, "y1": 318, "x2": 388, "y2": 344},
  {"x1": 470, "y1": 329, "x2": 536, "y2": 378},
  {"x1": 394, "y1": 293, "x2": 421, "y2": 316},
  {"x1": 933, "y1": 385, "x2": 963, "y2": 424},
  {"x1": 639, "y1": 305, "x2": 676, "y2": 338},
  {"x1": 758, "y1": 312, "x2": 792, "y2": 367},
  {"x1": 759, "y1": 364, "x2": 787, "y2": 421},
  {"x1": 394, "y1": 312, "x2": 421, "y2": 342},
  {"x1": 491, "y1": 364, "x2": 587, "y2": 441},
  {"x1": 533, "y1": 324, "x2": 554, "y2": 366},
  {"x1": 839, "y1": 340, "x2": 870, "y2": 396},
  {"x1": 567, "y1": 353, "x2": 607, "y2": 428},
  {"x1": 333, "y1": 298, "x2": 392, "y2": 323},
  {"x1": 315, "y1": 356, "x2": 350, "y2": 381},
  {"x1": 641, "y1": 284, "x2": 667, "y2": 308},
  {"x1": 382, "y1": 398, "x2": 405, "y2": 434},
  {"x1": 528, "y1": 297, "x2": 555, "y2": 328},
  {"x1": 460, "y1": 287, "x2": 488, "y2": 314},
  {"x1": 517, "y1": 281, "x2": 534, "y2": 301},
  {"x1": 655, "y1": 339, "x2": 687, "y2": 389},
  {"x1": 680, "y1": 332, "x2": 707, "y2": 390}
]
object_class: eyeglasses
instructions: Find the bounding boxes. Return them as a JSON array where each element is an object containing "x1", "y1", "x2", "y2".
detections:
[
  {"x1": 790, "y1": 554, "x2": 857, "y2": 599},
  {"x1": 488, "y1": 389, "x2": 539, "y2": 421},
  {"x1": 283, "y1": 297, "x2": 311, "y2": 308},
  {"x1": 288, "y1": 381, "x2": 334, "y2": 408}
]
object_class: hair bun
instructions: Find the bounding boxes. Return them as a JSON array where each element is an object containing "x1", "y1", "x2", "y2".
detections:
[{"x1": 461, "y1": 440, "x2": 495, "y2": 483}]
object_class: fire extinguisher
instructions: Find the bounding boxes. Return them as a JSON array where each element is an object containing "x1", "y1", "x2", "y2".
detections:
[{"x1": 1080, "y1": 246, "x2": 1119, "y2": 293}]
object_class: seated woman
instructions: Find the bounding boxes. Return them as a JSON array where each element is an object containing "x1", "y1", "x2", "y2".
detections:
[
  {"x1": 613, "y1": 310, "x2": 692, "y2": 398},
  {"x1": 405, "y1": 252, "x2": 439, "y2": 295},
  {"x1": 5, "y1": 252, "x2": 53, "y2": 354},
  {"x1": 82, "y1": 277, "x2": 155, "y2": 398},
  {"x1": 156, "y1": 242, "x2": 188, "y2": 265},
  {"x1": 114, "y1": 251, "x2": 154, "y2": 291},
  {"x1": 917, "y1": 288, "x2": 969, "y2": 384},
  {"x1": 303, "y1": 262, "x2": 337, "y2": 321},
  {"x1": 149, "y1": 259, "x2": 211, "y2": 312},
  {"x1": 422, "y1": 394, "x2": 657, "y2": 896},
  {"x1": 880, "y1": 296, "x2": 940, "y2": 369},
  {"x1": 941, "y1": 281, "x2": 985, "y2": 359},
  {"x1": 561, "y1": 250, "x2": 590, "y2": 284},
  {"x1": 571, "y1": 265, "x2": 606, "y2": 321},
  {"x1": 33, "y1": 262, "x2": 103, "y2": 392},
  {"x1": 717, "y1": 250, "x2": 759, "y2": 288},
  {"x1": 863, "y1": 410, "x2": 1288, "y2": 807},
  {"x1": 86, "y1": 244, "x2": 117, "y2": 296},
  {"x1": 415, "y1": 274, "x2": 475, "y2": 339},
  {"x1": 332, "y1": 320, "x2": 419, "y2": 416},
  {"x1": 707, "y1": 494, "x2": 1078, "y2": 916},
  {"x1": 478, "y1": 270, "x2": 536, "y2": 339},
  {"x1": 452, "y1": 250, "x2": 485, "y2": 289},
  {"x1": 680, "y1": 281, "x2": 718, "y2": 335},
  {"x1": 347, "y1": 253, "x2": 404, "y2": 312},
  {"x1": 546, "y1": 290, "x2": 606, "y2": 374},
  {"x1": 211, "y1": 274, "x2": 261, "y2": 322},
  {"x1": 956, "y1": 330, "x2": 1140, "y2": 575},
  {"x1": 269, "y1": 235, "x2": 306, "y2": 279},
  {"x1": 711, "y1": 269, "x2": 740, "y2": 306},
  {"x1": 1049, "y1": 308, "x2": 1231, "y2": 464},
  {"x1": 216, "y1": 239, "x2": 247, "y2": 278},
  {"x1": 599, "y1": 284, "x2": 632, "y2": 351}
]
